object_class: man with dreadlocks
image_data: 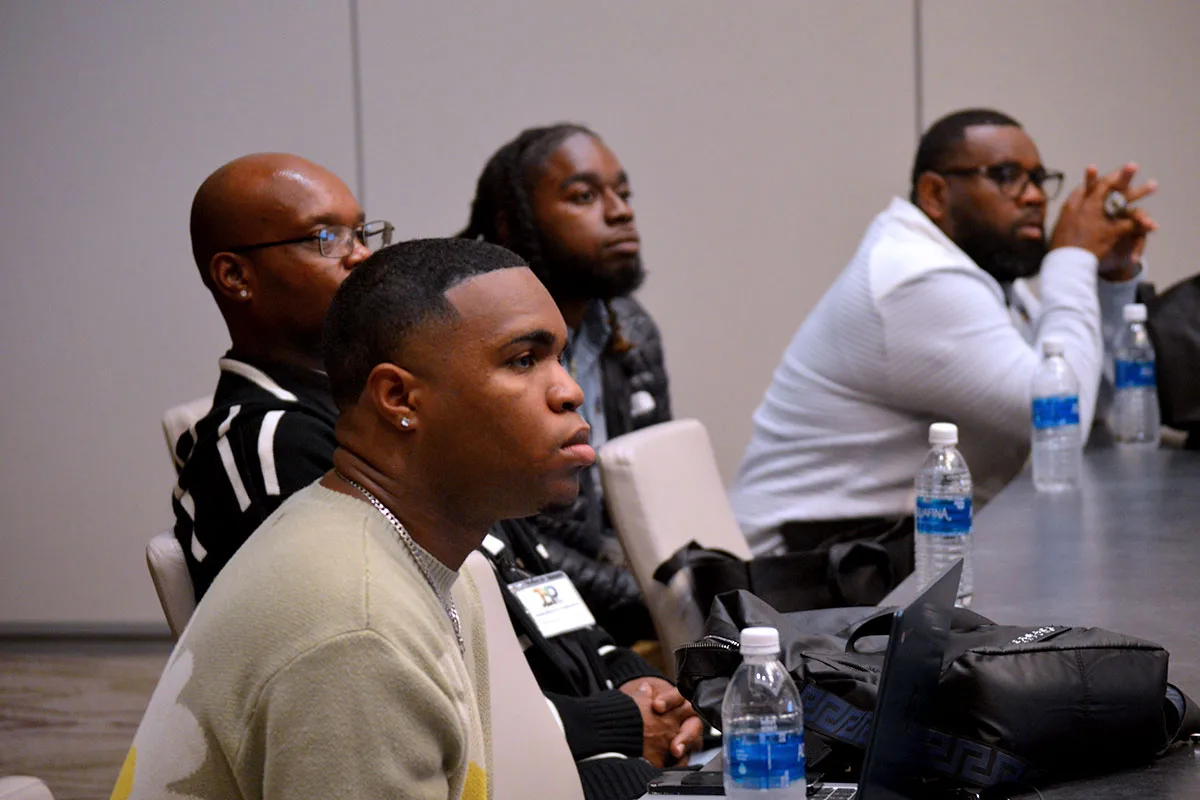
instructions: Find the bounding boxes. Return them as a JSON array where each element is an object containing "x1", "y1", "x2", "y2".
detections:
[{"x1": 461, "y1": 123, "x2": 671, "y2": 646}]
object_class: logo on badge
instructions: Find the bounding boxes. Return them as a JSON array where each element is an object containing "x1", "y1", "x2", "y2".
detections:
[{"x1": 533, "y1": 585, "x2": 561, "y2": 607}]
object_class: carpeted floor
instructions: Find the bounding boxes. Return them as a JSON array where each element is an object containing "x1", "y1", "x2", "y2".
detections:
[{"x1": 0, "y1": 638, "x2": 171, "y2": 800}]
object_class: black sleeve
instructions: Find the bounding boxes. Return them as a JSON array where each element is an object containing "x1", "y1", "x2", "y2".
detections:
[
  {"x1": 176, "y1": 407, "x2": 336, "y2": 599},
  {"x1": 546, "y1": 690, "x2": 644, "y2": 760}
]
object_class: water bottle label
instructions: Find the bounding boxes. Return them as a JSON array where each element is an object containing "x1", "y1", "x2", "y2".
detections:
[
  {"x1": 1114, "y1": 359, "x2": 1155, "y2": 389},
  {"x1": 1032, "y1": 396, "x2": 1080, "y2": 430},
  {"x1": 725, "y1": 730, "x2": 805, "y2": 790},
  {"x1": 915, "y1": 496, "x2": 972, "y2": 536}
]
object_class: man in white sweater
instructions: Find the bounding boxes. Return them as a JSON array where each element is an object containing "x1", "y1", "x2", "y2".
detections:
[
  {"x1": 731, "y1": 109, "x2": 1156, "y2": 557},
  {"x1": 114, "y1": 239, "x2": 598, "y2": 800}
]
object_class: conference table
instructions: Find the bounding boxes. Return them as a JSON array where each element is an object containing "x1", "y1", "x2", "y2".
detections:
[
  {"x1": 882, "y1": 444, "x2": 1200, "y2": 798},
  {"x1": 644, "y1": 445, "x2": 1200, "y2": 799}
]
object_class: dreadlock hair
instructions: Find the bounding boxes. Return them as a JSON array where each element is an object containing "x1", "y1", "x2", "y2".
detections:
[
  {"x1": 909, "y1": 109, "x2": 1023, "y2": 203},
  {"x1": 459, "y1": 123, "x2": 635, "y2": 354},
  {"x1": 458, "y1": 123, "x2": 598, "y2": 285}
]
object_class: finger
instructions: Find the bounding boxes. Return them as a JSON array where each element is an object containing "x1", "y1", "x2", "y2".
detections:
[
  {"x1": 1131, "y1": 236, "x2": 1146, "y2": 263},
  {"x1": 1093, "y1": 162, "x2": 1138, "y2": 196},
  {"x1": 671, "y1": 717, "x2": 706, "y2": 758},
  {"x1": 1123, "y1": 180, "x2": 1158, "y2": 205},
  {"x1": 1126, "y1": 209, "x2": 1157, "y2": 232},
  {"x1": 1083, "y1": 164, "x2": 1100, "y2": 195},
  {"x1": 652, "y1": 688, "x2": 686, "y2": 714}
]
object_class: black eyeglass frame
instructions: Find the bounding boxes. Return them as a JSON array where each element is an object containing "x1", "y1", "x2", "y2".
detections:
[
  {"x1": 935, "y1": 162, "x2": 1065, "y2": 201},
  {"x1": 226, "y1": 220, "x2": 395, "y2": 258}
]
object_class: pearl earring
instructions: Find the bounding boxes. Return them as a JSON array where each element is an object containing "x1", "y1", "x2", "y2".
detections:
[{"x1": 400, "y1": 418, "x2": 411, "y2": 428}]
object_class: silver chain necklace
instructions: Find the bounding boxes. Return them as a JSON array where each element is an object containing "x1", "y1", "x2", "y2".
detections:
[{"x1": 336, "y1": 471, "x2": 465, "y2": 656}]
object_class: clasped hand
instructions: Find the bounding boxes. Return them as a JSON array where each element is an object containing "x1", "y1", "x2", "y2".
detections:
[
  {"x1": 620, "y1": 677, "x2": 705, "y2": 768},
  {"x1": 1050, "y1": 162, "x2": 1157, "y2": 281}
]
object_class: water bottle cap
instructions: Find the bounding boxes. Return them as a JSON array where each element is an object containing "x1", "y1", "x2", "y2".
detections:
[
  {"x1": 740, "y1": 626, "x2": 781, "y2": 656},
  {"x1": 1123, "y1": 303, "x2": 1147, "y2": 322},
  {"x1": 929, "y1": 422, "x2": 958, "y2": 445},
  {"x1": 1041, "y1": 339, "x2": 1065, "y2": 357}
]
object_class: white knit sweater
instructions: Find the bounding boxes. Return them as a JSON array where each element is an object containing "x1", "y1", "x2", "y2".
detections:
[{"x1": 730, "y1": 197, "x2": 1139, "y2": 554}]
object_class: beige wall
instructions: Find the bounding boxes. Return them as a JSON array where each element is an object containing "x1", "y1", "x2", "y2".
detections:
[
  {"x1": 356, "y1": 0, "x2": 917, "y2": 491},
  {"x1": 1, "y1": 1, "x2": 1196, "y2": 627},
  {"x1": 0, "y1": 1, "x2": 359, "y2": 627}
]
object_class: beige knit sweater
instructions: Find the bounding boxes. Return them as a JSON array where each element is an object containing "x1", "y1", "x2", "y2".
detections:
[{"x1": 112, "y1": 483, "x2": 491, "y2": 800}]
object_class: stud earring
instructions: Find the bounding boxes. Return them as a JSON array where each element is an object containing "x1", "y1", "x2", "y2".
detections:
[
  {"x1": 239, "y1": 290, "x2": 248, "y2": 298},
  {"x1": 400, "y1": 418, "x2": 411, "y2": 428}
]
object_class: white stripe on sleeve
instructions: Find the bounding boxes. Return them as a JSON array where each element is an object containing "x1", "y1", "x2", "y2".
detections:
[
  {"x1": 218, "y1": 358, "x2": 300, "y2": 402},
  {"x1": 191, "y1": 526, "x2": 208, "y2": 562},
  {"x1": 216, "y1": 405, "x2": 251, "y2": 511},
  {"x1": 258, "y1": 410, "x2": 285, "y2": 496}
]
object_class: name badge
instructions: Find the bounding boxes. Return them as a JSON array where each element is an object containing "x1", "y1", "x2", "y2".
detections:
[{"x1": 507, "y1": 571, "x2": 596, "y2": 638}]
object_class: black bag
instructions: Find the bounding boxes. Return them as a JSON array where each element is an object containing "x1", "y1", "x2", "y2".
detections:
[
  {"x1": 1139, "y1": 276, "x2": 1200, "y2": 444},
  {"x1": 654, "y1": 518, "x2": 912, "y2": 615},
  {"x1": 675, "y1": 590, "x2": 1200, "y2": 790}
]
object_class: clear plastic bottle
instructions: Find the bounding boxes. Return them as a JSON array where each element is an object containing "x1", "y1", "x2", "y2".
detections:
[
  {"x1": 722, "y1": 627, "x2": 805, "y2": 799},
  {"x1": 1030, "y1": 339, "x2": 1082, "y2": 492},
  {"x1": 1110, "y1": 303, "x2": 1160, "y2": 447},
  {"x1": 914, "y1": 422, "x2": 973, "y2": 605}
]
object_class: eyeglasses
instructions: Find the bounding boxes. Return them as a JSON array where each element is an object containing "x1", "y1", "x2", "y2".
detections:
[
  {"x1": 228, "y1": 220, "x2": 394, "y2": 258},
  {"x1": 936, "y1": 162, "x2": 1065, "y2": 201}
]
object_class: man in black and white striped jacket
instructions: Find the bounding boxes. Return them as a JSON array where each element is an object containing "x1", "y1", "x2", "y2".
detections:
[{"x1": 172, "y1": 152, "x2": 392, "y2": 600}]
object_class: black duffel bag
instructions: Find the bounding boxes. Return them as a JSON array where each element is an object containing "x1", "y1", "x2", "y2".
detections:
[
  {"x1": 675, "y1": 590, "x2": 1200, "y2": 790},
  {"x1": 655, "y1": 517, "x2": 913, "y2": 615}
]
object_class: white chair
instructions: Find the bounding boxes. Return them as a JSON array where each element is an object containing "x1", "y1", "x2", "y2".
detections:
[
  {"x1": 162, "y1": 395, "x2": 212, "y2": 473},
  {"x1": 599, "y1": 419, "x2": 753, "y2": 675},
  {"x1": 146, "y1": 531, "x2": 196, "y2": 639},
  {"x1": 461, "y1": 551, "x2": 585, "y2": 800},
  {"x1": 0, "y1": 777, "x2": 53, "y2": 800}
]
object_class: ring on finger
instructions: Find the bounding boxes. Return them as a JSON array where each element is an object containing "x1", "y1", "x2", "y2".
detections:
[{"x1": 1104, "y1": 191, "x2": 1129, "y2": 220}]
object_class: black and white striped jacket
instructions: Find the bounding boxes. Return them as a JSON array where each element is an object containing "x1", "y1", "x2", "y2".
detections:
[{"x1": 171, "y1": 355, "x2": 338, "y2": 600}]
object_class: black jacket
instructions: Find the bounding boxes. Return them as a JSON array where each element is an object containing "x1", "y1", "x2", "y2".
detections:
[
  {"x1": 524, "y1": 296, "x2": 672, "y2": 644},
  {"x1": 485, "y1": 518, "x2": 665, "y2": 800}
]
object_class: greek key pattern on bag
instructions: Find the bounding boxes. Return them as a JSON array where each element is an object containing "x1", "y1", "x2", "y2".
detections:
[
  {"x1": 921, "y1": 727, "x2": 1030, "y2": 787},
  {"x1": 800, "y1": 683, "x2": 873, "y2": 749}
]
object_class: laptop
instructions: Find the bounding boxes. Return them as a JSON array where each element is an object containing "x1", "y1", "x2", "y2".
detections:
[{"x1": 647, "y1": 559, "x2": 962, "y2": 799}]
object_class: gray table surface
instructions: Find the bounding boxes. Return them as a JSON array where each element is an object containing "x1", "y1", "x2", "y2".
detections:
[{"x1": 883, "y1": 445, "x2": 1200, "y2": 799}]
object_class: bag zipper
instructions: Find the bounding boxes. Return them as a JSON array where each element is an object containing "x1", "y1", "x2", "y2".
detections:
[{"x1": 676, "y1": 634, "x2": 740, "y2": 653}]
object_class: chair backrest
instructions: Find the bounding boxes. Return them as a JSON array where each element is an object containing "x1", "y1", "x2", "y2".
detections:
[
  {"x1": 598, "y1": 419, "x2": 752, "y2": 672},
  {"x1": 0, "y1": 776, "x2": 54, "y2": 800},
  {"x1": 162, "y1": 395, "x2": 213, "y2": 473},
  {"x1": 146, "y1": 531, "x2": 197, "y2": 639},
  {"x1": 460, "y1": 551, "x2": 584, "y2": 800}
]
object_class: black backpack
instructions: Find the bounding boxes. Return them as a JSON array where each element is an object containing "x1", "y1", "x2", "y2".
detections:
[{"x1": 675, "y1": 590, "x2": 1200, "y2": 791}]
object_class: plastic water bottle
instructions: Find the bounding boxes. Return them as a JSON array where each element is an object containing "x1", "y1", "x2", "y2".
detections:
[
  {"x1": 722, "y1": 627, "x2": 805, "y2": 799},
  {"x1": 914, "y1": 422, "x2": 973, "y2": 605},
  {"x1": 1110, "y1": 303, "x2": 1160, "y2": 447},
  {"x1": 1030, "y1": 339, "x2": 1082, "y2": 492}
]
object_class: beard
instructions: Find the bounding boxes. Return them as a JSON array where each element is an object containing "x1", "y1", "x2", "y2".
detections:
[
  {"x1": 951, "y1": 208, "x2": 1047, "y2": 284},
  {"x1": 533, "y1": 233, "x2": 646, "y2": 301}
]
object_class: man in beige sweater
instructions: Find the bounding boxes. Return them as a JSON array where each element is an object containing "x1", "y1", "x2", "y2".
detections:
[{"x1": 113, "y1": 238, "x2": 598, "y2": 800}]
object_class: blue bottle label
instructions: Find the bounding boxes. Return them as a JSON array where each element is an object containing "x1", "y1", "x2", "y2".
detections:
[
  {"x1": 1114, "y1": 359, "x2": 1155, "y2": 389},
  {"x1": 1031, "y1": 396, "x2": 1080, "y2": 430},
  {"x1": 915, "y1": 496, "x2": 972, "y2": 536},
  {"x1": 725, "y1": 729, "x2": 805, "y2": 790}
]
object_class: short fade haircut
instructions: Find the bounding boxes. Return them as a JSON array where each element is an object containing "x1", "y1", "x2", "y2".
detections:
[
  {"x1": 323, "y1": 237, "x2": 528, "y2": 409},
  {"x1": 909, "y1": 108, "x2": 1022, "y2": 202}
]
